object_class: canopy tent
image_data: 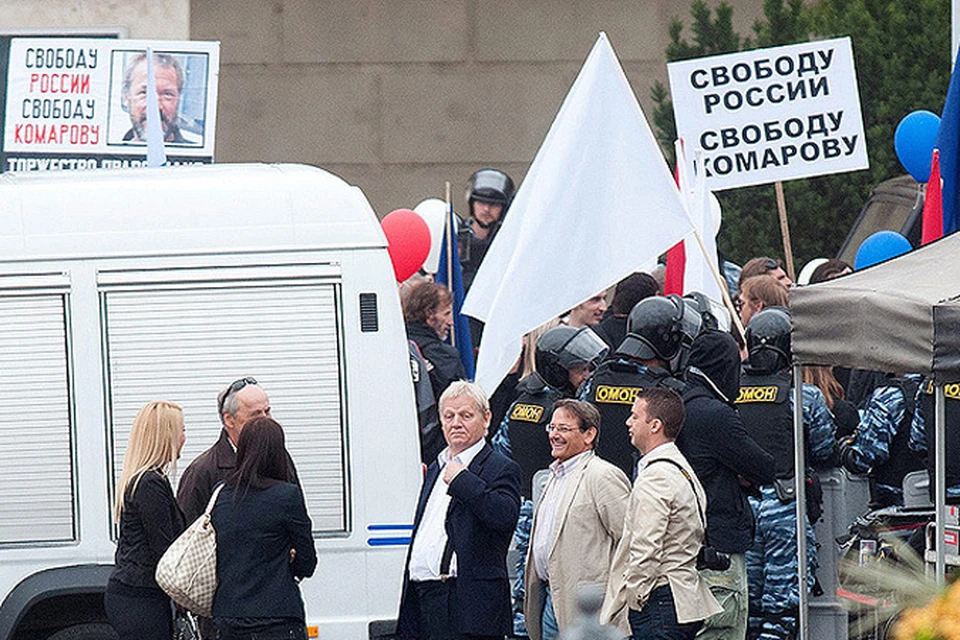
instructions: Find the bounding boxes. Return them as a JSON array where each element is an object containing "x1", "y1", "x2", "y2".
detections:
[
  {"x1": 791, "y1": 233, "x2": 960, "y2": 383},
  {"x1": 788, "y1": 232, "x2": 960, "y2": 640}
]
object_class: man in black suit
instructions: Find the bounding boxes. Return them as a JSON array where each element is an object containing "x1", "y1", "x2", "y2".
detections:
[{"x1": 398, "y1": 380, "x2": 522, "y2": 640}]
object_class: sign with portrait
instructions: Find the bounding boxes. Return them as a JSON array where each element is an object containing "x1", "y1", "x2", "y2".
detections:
[
  {"x1": 0, "y1": 38, "x2": 219, "y2": 172},
  {"x1": 668, "y1": 37, "x2": 868, "y2": 191}
]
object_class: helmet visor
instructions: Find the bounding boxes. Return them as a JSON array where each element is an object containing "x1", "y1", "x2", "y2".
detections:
[{"x1": 558, "y1": 328, "x2": 608, "y2": 369}]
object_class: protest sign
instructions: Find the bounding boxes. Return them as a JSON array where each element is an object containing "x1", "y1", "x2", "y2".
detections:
[
  {"x1": 1, "y1": 38, "x2": 219, "y2": 172},
  {"x1": 668, "y1": 37, "x2": 868, "y2": 191}
]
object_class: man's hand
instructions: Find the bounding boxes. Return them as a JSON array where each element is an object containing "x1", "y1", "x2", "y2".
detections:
[{"x1": 443, "y1": 460, "x2": 467, "y2": 484}]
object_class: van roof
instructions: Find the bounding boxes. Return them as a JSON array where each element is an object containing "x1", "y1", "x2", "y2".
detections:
[{"x1": 0, "y1": 163, "x2": 387, "y2": 261}]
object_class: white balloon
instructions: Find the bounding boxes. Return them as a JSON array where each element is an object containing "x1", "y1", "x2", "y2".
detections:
[
  {"x1": 414, "y1": 198, "x2": 456, "y2": 275},
  {"x1": 798, "y1": 257, "x2": 829, "y2": 285}
]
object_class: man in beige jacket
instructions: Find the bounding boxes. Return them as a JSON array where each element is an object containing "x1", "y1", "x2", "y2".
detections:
[
  {"x1": 523, "y1": 399, "x2": 631, "y2": 640},
  {"x1": 601, "y1": 388, "x2": 722, "y2": 639}
]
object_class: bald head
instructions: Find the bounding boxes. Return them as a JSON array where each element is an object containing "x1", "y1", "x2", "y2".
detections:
[{"x1": 222, "y1": 384, "x2": 271, "y2": 445}]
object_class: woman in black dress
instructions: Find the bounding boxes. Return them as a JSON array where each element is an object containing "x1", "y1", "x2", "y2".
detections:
[
  {"x1": 210, "y1": 417, "x2": 317, "y2": 640},
  {"x1": 105, "y1": 401, "x2": 186, "y2": 640}
]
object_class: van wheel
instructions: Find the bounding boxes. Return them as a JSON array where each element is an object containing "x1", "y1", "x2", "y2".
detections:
[{"x1": 47, "y1": 623, "x2": 118, "y2": 640}]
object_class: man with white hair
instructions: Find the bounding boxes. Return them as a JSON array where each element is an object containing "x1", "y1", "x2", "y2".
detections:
[{"x1": 397, "y1": 381, "x2": 522, "y2": 640}]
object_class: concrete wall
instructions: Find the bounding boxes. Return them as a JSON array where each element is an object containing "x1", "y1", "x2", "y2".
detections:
[
  {"x1": 6, "y1": 0, "x2": 767, "y2": 217},
  {"x1": 0, "y1": 0, "x2": 189, "y2": 40}
]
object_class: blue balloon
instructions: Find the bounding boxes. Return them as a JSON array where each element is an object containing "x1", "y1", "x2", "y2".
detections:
[
  {"x1": 854, "y1": 230, "x2": 912, "y2": 270},
  {"x1": 894, "y1": 110, "x2": 941, "y2": 182}
]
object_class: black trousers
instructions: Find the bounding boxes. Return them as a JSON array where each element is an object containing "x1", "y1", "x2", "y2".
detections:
[
  {"x1": 413, "y1": 580, "x2": 503, "y2": 640},
  {"x1": 104, "y1": 583, "x2": 173, "y2": 640}
]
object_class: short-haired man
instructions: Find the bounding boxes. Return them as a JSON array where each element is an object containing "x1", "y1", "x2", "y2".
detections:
[
  {"x1": 397, "y1": 381, "x2": 522, "y2": 640},
  {"x1": 523, "y1": 400, "x2": 631, "y2": 640},
  {"x1": 121, "y1": 52, "x2": 200, "y2": 144},
  {"x1": 178, "y1": 377, "x2": 280, "y2": 522},
  {"x1": 602, "y1": 388, "x2": 721, "y2": 640},
  {"x1": 592, "y1": 272, "x2": 659, "y2": 349},
  {"x1": 565, "y1": 291, "x2": 608, "y2": 328},
  {"x1": 738, "y1": 257, "x2": 792, "y2": 290},
  {"x1": 738, "y1": 275, "x2": 788, "y2": 330}
]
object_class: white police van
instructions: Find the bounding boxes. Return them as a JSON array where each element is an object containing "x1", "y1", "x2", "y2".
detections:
[{"x1": 0, "y1": 163, "x2": 421, "y2": 640}]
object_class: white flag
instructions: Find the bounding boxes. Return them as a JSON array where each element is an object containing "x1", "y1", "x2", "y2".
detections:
[
  {"x1": 145, "y1": 47, "x2": 167, "y2": 168},
  {"x1": 463, "y1": 32, "x2": 695, "y2": 394},
  {"x1": 677, "y1": 144, "x2": 723, "y2": 301}
]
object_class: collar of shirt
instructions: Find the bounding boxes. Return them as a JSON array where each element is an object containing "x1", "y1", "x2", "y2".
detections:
[
  {"x1": 438, "y1": 438, "x2": 485, "y2": 470},
  {"x1": 636, "y1": 441, "x2": 674, "y2": 473},
  {"x1": 549, "y1": 449, "x2": 592, "y2": 479}
]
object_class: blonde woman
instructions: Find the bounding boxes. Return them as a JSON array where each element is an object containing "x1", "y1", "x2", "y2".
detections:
[{"x1": 104, "y1": 401, "x2": 186, "y2": 640}]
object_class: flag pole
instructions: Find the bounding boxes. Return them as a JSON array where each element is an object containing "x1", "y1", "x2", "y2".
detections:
[
  {"x1": 444, "y1": 181, "x2": 456, "y2": 349},
  {"x1": 689, "y1": 228, "x2": 746, "y2": 342},
  {"x1": 774, "y1": 181, "x2": 796, "y2": 281}
]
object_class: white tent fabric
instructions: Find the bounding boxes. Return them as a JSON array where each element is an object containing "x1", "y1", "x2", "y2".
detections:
[{"x1": 463, "y1": 32, "x2": 694, "y2": 394}]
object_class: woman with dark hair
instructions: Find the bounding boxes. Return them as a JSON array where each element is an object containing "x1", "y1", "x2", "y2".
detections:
[
  {"x1": 403, "y1": 280, "x2": 466, "y2": 402},
  {"x1": 210, "y1": 417, "x2": 317, "y2": 640}
]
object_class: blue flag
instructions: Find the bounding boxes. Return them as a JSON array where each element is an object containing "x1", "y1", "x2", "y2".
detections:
[
  {"x1": 435, "y1": 207, "x2": 475, "y2": 379},
  {"x1": 937, "y1": 50, "x2": 960, "y2": 234}
]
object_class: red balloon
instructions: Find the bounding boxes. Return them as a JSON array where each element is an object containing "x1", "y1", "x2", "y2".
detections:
[{"x1": 381, "y1": 208, "x2": 431, "y2": 282}]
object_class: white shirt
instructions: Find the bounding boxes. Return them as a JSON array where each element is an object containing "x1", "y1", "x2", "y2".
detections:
[
  {"x1": 407, "y1": 438, "x2": 485, "y2": 582},
  {"x1": 532, "y1": 449, "x2": 591, "y2": 582}
]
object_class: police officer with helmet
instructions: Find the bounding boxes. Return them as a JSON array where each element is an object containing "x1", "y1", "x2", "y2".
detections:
[
  {"x1": 459, "y1": 168, "x2": 515, "y2": 292},
  {"x1": 736, "y1": 306, "x2": 835, "y2": 640},
  {"x1": 491, "y1": 325, "x2": 608, "y2": 637},
  {"x1": 580, "y1": 295, "x2": 697, "y2": 479}
]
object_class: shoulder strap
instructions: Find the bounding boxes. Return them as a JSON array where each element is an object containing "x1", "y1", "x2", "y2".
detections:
[
  {"x1": 203, "y1": 482, "x2": 226, "y2": 518},
  {"x1": 646, "y1": 457, "x2": 709, "y2": 541}
]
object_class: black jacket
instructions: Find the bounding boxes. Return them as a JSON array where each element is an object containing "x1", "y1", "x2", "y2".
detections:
[
  {"x1": 406, "y1": 322, "x2": 467, "y2": 401},
  {"x1": 397, "y1": 443, "x2": 521, "y2": 638},
  {"x1": 676, "y1": 331, "x2": 775, "y2": 554},
  {"x1": 177, "y1": 429, "x2": 301, "y2": 524},
  {"x1": 111, "y1": 469, "x2": 186, "y2": 590},
  {"x1": 211, "y1": 482, "x2": 317, "y2": 622},
  {"x1": 592, "y1": 314, "x2": 628, "y2": 350}
]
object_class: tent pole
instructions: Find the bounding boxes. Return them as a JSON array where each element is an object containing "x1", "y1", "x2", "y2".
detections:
[
  {"x1": 793, "y1": 364, "x2": 809, "y2": 640},
  {"x1": 935, "y1": 383, "x2": 946, "y2": 583}
]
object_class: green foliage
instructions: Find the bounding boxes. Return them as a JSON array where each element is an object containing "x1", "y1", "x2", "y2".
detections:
[{"x1": 653, "y1": 0, "x2": 952, "y2": 267}]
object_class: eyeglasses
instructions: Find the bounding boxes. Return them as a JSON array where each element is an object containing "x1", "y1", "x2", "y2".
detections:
[
  {"x1": 763, "y1": 258, "x2": 780, "y2": 270},
  {"x1": 217, "y1": 377, "x2": 258, "y2": 415},
  {"x1": 545, "y1": 423, "x2": 581, "y2": 435}
]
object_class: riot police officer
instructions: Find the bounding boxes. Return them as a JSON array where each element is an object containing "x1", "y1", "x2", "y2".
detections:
[
  {"x1": 839, "y1": 374, "x2": 924, "y2": 508},
  {"x1": 491, "y1": 325, "x2": 607, "y2": 637},
  {"x1": 580, "y1": 295, "x2": 696, "y2": 479},
  {"x1": 459, "y1": 168, "x2": 515, "y2": 293},
  {"x1": 736, "y1": 306, "x2": 835, "y2": 640},
  {"x1": 909, "y1": 378, "x2": 960, "y2": 503}
]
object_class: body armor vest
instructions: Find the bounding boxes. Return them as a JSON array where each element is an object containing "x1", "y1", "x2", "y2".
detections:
[
  {"x1": 588, "y1": 359, "x2": 674, "y2": 479},
  {"x1": 736, "y1": 371, "x2": 794, "y2": 479},
  {"x1": 506, "y1": 372, "x2": 563, "y2": 498},
  {"x1": 920, "y1": 379, "x2": 960, "y2": 499}
]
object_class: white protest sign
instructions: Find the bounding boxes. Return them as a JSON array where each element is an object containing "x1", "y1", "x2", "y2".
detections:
[
  {"x1": 2, "y1": 38, "x2": 219, "y2": 172},
  {"x1": 668, "y1": 37, "x2": 868, "y2": 190}
]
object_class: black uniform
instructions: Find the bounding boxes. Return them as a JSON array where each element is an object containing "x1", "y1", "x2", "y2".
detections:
[
  {"x1": 677, "y1": 331, "x2": 775, "y2": 554},
  {"x1": 914, "y1": 379, "x2": 960, "y2": 502},
  {"x1": 491, "y1": 372, "x2": 563, "y2": 499},
  {"x1": 405, "y1": 322, "x2": 466, "y2": 403},
  {"x1": 580, "y1": 358, "x2": 676, "y2": 479}
]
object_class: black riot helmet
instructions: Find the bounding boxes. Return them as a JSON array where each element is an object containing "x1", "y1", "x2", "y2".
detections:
[
  {"x1": 745, "y1": 306, "x2": 793, "y2": 374},
  {"x1": 616, "y1": 295, "x2": 690, "y2": 363},
  {"x1": 535, "y1": 326, "x2": 608, "y2": 392},
  {"x1": 467, "y1": 168, "x2": 515, "y2": 209}
]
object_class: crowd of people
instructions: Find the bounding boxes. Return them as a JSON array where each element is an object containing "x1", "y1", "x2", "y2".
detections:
[
  {"x1": 103, "y1": 166, "x2": 959, "y2": 640},
  {"x1": 396, "y1": 168, "x2": 959, "y2": 640}
]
